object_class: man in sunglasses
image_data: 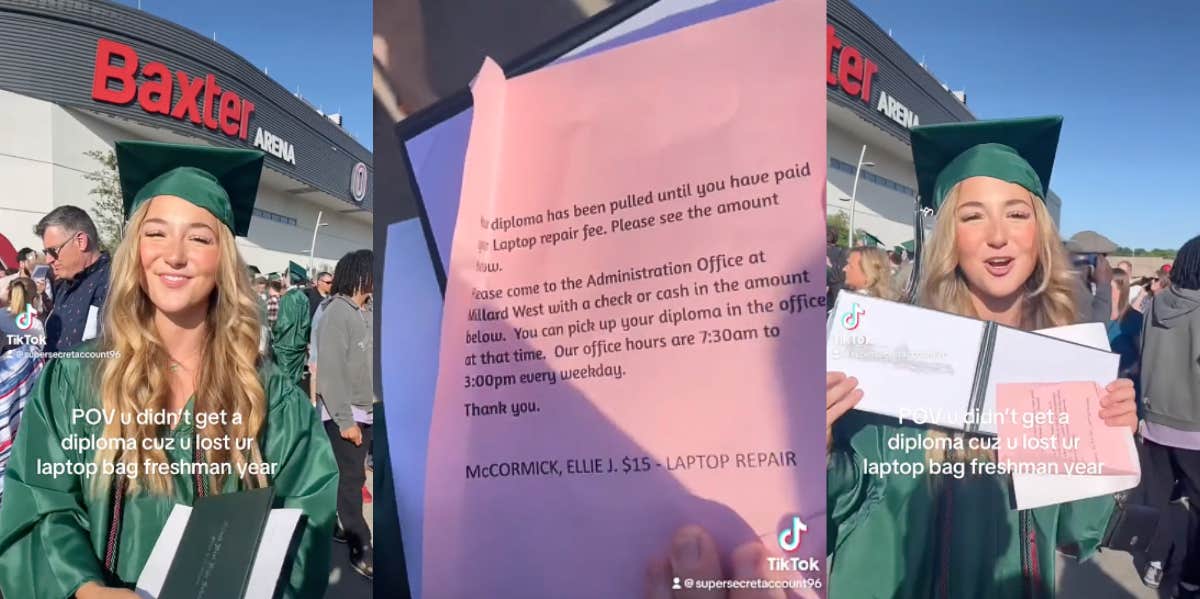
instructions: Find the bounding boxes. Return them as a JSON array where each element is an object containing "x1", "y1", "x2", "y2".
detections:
[
  {"x1": 34, "y1": 205, "x2": 111, "y2": 352},
  {"x1": 307, "y1": 271, "x2": 333, "y2": 319}
]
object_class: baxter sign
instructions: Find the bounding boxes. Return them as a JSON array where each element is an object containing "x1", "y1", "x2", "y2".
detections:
[
  {"x1": 90, "y1": 38, "x2": 297, "y2": 165},
  {"x1": 826, "y1": 25, "x2": 919, "y2": 129}
]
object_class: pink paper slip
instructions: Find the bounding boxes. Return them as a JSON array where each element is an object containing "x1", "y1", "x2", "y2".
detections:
[
  {"x1": 996, "y1": 382, "x2": 1137, "y2": 476},
  {"x1": 421, "y1": 1, "x2": 827, "y2": 597}
]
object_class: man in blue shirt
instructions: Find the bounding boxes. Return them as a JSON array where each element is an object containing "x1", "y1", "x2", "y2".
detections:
[{"x1": 35, "y1": 206, "x2": 111, "y2": 352}]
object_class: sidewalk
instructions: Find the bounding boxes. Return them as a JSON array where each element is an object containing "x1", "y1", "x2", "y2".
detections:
[
  {"x1": 324, "y1": 467, "x2": 373, "y2": 597},
  {"x1": 1058, "y1": 549, "x2": 1164, "y2": 599}
]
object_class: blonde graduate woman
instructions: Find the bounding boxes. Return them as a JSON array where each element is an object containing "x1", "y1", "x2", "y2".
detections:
[
  {"x1": 843, "y1": 246, "x2": 901, "y2": 301},
  {"x1": 0, "y1": 142, "x2": 337, "y2": 599},
  {"x1": 825, "y1": 117, "x2": 1138, "y2": 598}
]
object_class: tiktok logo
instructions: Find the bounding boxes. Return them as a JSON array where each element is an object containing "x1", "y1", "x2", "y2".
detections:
[
  {"x1": 15, "y1": 304, "x2": 37, "y2": 330},
  {"x1": 777, "y1": 516, "x2": 807, "y2": 552},
  {"x1": 840, "y1": 303, "x2": 865, "y2": 331}
]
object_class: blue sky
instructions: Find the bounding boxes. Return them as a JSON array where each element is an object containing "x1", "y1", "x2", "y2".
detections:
[
  {"x1": 111, "y1": 0, "x2": 372, "y2": 151},
  {"x1": 855, "y1": 0, "x2": 1199, "y2": 251}
]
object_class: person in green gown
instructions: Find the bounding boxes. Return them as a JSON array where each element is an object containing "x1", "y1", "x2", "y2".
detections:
[
  {"x1": 272, "y1": 262, "x2": 313, "y2": 385},
  {"x1": 825, "y1": 117, "x2": 1139, "y2": 598},
  {"x1": 0, "y1": 141, "x2": 338, "y2": 599}
]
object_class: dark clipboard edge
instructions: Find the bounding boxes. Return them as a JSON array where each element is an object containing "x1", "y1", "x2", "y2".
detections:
[
  {"x1": 396, "y1": 140, "x2": 450, "y2": 293},
  {"x1": 390, "y1": 0, "x2": 661, "y2": 297}
]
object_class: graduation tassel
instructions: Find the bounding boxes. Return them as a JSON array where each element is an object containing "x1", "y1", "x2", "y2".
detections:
[
  {"x1": 903, "y1": 197, "x2": 932, "y2": 304},
  {"x1": 104, "y1": 471, "x2": 129, "y2": 576}
]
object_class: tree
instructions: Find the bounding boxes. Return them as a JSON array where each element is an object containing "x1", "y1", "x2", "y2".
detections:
[
  {"x1": 827, "y1": 211, "x2": 849, "y2": 247},
  {"x1": 82, "y1": 149, "x2": 125, "y2": 251}
]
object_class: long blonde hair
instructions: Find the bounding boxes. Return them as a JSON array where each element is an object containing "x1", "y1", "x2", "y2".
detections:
[
  {"x1": 918, "y1": 182, "x2": 1079, "y2": 330},
  {"x1": 93, "y1": 200, "x2": 269, "y2": 496},
  {"x1": 6, "y1": 278, "x2": 38, "y2": 315},
  {"x1": 847, "y1": 247, "x2": 901, "y2": 301},
  {"x1": 1112, "y1": 268, "x2": 1131, "y2": 320},
  {"x1": 917, "y1": 182, "x2": 1079, "y2": 462}
]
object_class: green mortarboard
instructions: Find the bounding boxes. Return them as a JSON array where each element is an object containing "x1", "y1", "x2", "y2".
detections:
[
  {"x1": 287, "y1": 261, "x2": 309, "y2": 284},
  {"x1": 910, "y1": 116, "x2": 1062, "y2": 212},
  {"x1": 247, "y1": 265, "x2": 261, "y2": 275},
  {"x1": 858, "y1": 231, "x2": 882, "y2": 248},
  {"x1": 115, "y1": 141, "x2": 265, "y2": 237},
  {"x1": 900, "y1": 239, "x2": 915, "y2": 254},
  {"x1": 268, "y1": 272, "x2": 281, "y2": 282}
]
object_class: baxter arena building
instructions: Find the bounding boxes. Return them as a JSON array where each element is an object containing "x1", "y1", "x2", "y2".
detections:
[
  {"x1": 827, "y1": 0, "x2": 1061, "y2": 249},
  {"x1": 0, "y1": 1, "x2": 371, "y2": 275}
]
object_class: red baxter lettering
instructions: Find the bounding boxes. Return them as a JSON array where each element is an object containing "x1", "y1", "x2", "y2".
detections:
[
  {"x1": 91, "y1": 39, "x2": 255, "y2": 141},
  {"x1": 826, "y1": 25, "x2": 877, "y2": 105}
]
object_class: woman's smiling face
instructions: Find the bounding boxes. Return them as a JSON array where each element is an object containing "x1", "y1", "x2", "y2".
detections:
[
  {"x1": 951, "y1": 176, "x2": 1039, "y2": 303},
  {"x1": 138, "y1": 195, "x2": 221, "y2": 318}
]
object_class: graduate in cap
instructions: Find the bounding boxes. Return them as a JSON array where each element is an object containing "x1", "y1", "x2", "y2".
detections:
[
  {"x1": 826, "y1": 117, "x2": 1138, "y2": 598},
  {"x1": 271, "y1": 261, "x2": 313, "y2": 385},
  {"x1": 0, "y1": 141, "x2": 336, "y2": 599}
]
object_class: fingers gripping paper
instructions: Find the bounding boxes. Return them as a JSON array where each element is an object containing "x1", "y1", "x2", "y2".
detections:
[
  {"x1": 421, "y1": 1, "x2": 827, "y2": 597},
  {"x1": 996, "y1": 382, "x2": 1137, "y2": 476}
]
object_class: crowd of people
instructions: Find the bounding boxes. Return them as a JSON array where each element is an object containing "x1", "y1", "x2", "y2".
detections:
[
  {"x1": 824, "y1": 118, "x2": 1200, "y2": 597},
  {"x1": 0, "y1": 141, "x2": 374, "y2": 598}
]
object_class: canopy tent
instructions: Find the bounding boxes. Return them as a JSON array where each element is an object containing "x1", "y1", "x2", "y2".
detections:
[{"x1": 1066, "y1": 230, "x2": 1119, "y2": 254}]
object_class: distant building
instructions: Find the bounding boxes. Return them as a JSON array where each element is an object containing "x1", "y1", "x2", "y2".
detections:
[
  {"x1": 827, "y1": 0, "x2": 1061, "y2": 248},
  {"x1": 0, "y1": 1, "x2": 372, "y2": 274}
]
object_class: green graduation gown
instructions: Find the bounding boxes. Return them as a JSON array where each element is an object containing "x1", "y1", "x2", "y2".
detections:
[
  {"x1": 828, "y1": 412, "x2": 1115, "y2": 599},
  {"x1": 272, "y1": 288, "x2": 311, "y2": 385},
  {"x1": 0, "y1": 349, "x2": 337, "y2": 599}
]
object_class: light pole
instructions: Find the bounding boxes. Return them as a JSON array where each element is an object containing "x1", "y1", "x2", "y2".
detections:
[
  {"x1": 308, "y1": 211, "x2": 329, "y2": 273},
  {"x1": 848, "y1": 144, "x2": 875, "y2": 247}
]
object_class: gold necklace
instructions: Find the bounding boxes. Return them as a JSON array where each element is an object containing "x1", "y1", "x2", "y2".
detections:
[{"x1": 167, "y1": 350, "x2": 201, "y2": 374}]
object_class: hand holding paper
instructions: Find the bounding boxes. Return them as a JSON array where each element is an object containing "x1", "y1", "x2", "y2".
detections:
[
  {"x1": 1097, "y1": 378, "x2": 1139, "y2": 433},
  {"x1": 1007, "y1": 325, "x2": 1142, "y2": 509},
  {"x1": 825, "y1": 291, "x2": 1124, "y2": 435},
  {"x1": 825, "y1": 372, "x2": 863, "y2": 450},
  {"x1": 996, "y1": 381, "x2": 1137, "y2": 477},
  {"x1": 422, "y1": 2, "x2": 828, "y2": 596}
]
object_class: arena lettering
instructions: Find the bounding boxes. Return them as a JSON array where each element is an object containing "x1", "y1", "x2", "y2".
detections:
[
  {"x1": 90, "y1": 38, "x2": 256, "y2": 141},
  {"x1": 826, "y1": 24, "x2": 878, "y2": 104},
  {"x1": 253, "y1": 127, "x2": 297, "y2": 165},
  {"x1": 827, "y1": 25, "x2": 922, "y2": 129},
  {"x1": 877, "y1": 90, "x2": 919, "y2": 129}
]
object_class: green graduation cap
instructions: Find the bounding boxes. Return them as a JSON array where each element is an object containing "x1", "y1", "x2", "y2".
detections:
[
  {"x1": 900, "y1": 240, "x2": 915, "y2": 254},
  {"x1": 247, "y1": 265, "x2": 261, "y2": 275},
  {"x1": 287, "y1": 261, "x2": 309, "y2": 284},
  {"x1": 115, "y1": 140, "x2": 265, "y2": 237},
  {"x1": 910, "y1": 116, "x2": 1062, "y2": 212},
  {"x1": 858, "y1": 231, "x2": 883, "y2": 248}
]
